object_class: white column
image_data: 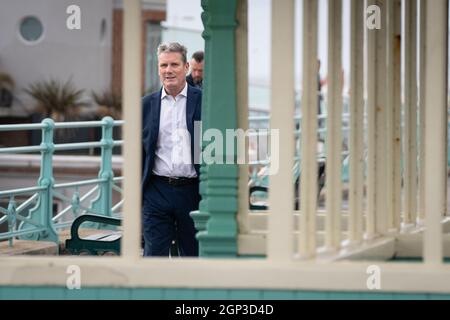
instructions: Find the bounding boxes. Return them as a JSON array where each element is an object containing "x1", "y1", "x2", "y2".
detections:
[
  {"x1": 236, "y1": 0, "x2": 251, "y2": 235},
  {"x1": 366, "y1": 0, "x2": 388, "y2": 238},
  {"x1": 385, "y1": 0, "x2": 402, "y2": 230},
  {"x1": 268, "y1": 0, "x2": 295, "y2": 260},
  {"x1": 121, "y1": 0, "x2": 142, "y2": 260},
  {"x1": 423, "y1": 0, "x2": 447, "y2": 265},
  {"x1": 418, "y1": 0, "x2": 426, "y2": 224},
  {"x1": 348, "y1": 0, "x2": 365, "y2": 244},
  {"x1": 403, "y1": 0, "x2": 418, "y2": 228},
  {"x1": 299, "y1": 0, "x2": 318, "y2": 258},
  {"x1": 324, "y1": 0, "x2": 343, "y2": 251}
]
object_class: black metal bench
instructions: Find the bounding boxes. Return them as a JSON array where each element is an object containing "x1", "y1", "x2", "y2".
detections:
[
  {"x1": 65, "y1": 214, "x2": 121, "y2": 255},
  {"x1": 249, "y1": 159, "x2": 326, "y2": 211},
  {"x1": 65, "y1": 214, "x2": 179, "y2": 256}
]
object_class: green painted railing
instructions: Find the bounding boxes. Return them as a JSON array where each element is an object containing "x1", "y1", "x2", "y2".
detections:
[{"x1": 0, "y1": 117, "x2": 123, "y2": 247}]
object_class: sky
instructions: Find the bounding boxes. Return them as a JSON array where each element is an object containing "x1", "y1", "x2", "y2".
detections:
[{"x1": 248, "y1": 0, "x2": 351, "y2": 92}]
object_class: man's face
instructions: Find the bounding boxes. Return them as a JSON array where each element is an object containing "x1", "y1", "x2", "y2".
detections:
[
  {"x1": 158, "y1": 52, "x2": 189, "y2": 94},
  {"x1": 190, "y1": 59, "x2": 204, "y2": 84}
]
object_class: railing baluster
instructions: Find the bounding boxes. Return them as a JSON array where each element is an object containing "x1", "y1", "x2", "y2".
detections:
[
  {"x1": 236, "y1": 0, "x2": 250, "y2": 235},
  {"x1": 324, "y1": 0, "x2": 343, "y2": 252},
  {"x1": 403, "y1": 0, "x2": 418, "y2": 229},
  {"x1": 418, "y1": 0, "x2": 426, "y2": 225},
  {"x1": 90, "y1": 117, "x2": 114, "y2": 218},
  {"x1": 41, "y1": 119, "x2": 58, "y2": 242},
  {"x1": 40, "y1": 118, "x2": 55, "y2": 229},
  {"x1": 348, "y1": 0, "x2": 365, "y2": 245},
  {"x1": 299, "y1": 0, "x2": 318, "y2": 258},
  {"x1": 366, "y1": 0, "x2": 389, "y2": 238},
  {"x1": 17, "y1": 119, "x2": 58, "y2": 243},
  {"x1": 268, "y1": 0, "x2": 295, "y2": 261},
  {"x1": 7, "y1": 196, "x2": 16, "y2": 247},
  {"x1": 121, "y1": 0, "x2": 142, "y2": 260},
  {"x1": 423, "y1": 0, "x2": 447, "y2": 265},
  {"x1": 385, "y1": 0, "x2": 402, "y2": 231}
]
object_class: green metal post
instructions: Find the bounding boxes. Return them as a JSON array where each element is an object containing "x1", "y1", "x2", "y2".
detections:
[
  {"x1": 193, "y1": 0, "x2": 239, "y2": 257},
  {"x1": 90, "y1": 117, "x2": 114, "y2": 219},
  {"x1": 19, "y1": 118, "x2": 58, "y2": 243}
]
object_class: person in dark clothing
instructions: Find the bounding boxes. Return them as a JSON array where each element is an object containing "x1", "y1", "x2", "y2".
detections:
[
  {"x1": 142, "y1": 42, "x2": 202, "y2": 257},
  {"x1": 186, "y1": 51, "x2": 204, "y2": 89}
]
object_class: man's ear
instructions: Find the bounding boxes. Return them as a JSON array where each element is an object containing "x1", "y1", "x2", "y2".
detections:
[{"x1": 185, "y1": 62, "x2": 190, "y2": 74}]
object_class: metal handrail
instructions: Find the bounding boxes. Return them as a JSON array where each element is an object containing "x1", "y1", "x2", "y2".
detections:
[{"x1": 0, "y1": 117, "x2": 123, "y2": 247}]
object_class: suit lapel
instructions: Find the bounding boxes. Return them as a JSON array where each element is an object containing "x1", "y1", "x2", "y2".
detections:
[
  {"x1": 150, "y1": 89, "x2": 162, "y2": 147},
  {"x1": 186, "y1": 85, "x2": 196, "y2": 137}
]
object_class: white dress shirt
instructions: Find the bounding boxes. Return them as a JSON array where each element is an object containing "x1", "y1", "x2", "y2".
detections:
[{"x1": 152, "y1": 83, "x2": 197, "y2": 178}]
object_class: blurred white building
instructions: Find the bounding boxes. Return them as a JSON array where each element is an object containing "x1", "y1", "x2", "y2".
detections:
[
  {"x1": 0, "y1": 0, "x2": 167, "y2": 120},
  {"x1": 0, "y1": 0, "x2": 114, "y2": 117}
]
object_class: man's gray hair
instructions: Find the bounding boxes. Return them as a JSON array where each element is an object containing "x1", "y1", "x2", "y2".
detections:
[{"x1": 157, "y1": 42, "x2": 188, "y2": 64}]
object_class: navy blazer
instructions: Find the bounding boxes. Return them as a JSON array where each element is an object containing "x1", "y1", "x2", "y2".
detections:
[{"x1": 141, "y1": 85, "x2": 202, "y2": 190}]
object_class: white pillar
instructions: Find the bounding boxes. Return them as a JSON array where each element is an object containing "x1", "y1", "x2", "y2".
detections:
[
  {"x1": 324, "y1": 0, "x2": 343, "y2": 251},
  {"x1": 423, "y1": 0, "x2": 447, "y2": 265},
  {"x1": 385, "y1": 0, "x2": 402, "y2": 230},
  {"x1": 418, "y1": 0, "x2": 426, "y2": 224},
  {"x1": 348, "y1": 0, "x2": 365, "y2": 244},
  {"x1": 268, "y1": 0, "x2": 295, "y2": 260},
  {"x1": 121, "y1": 0, "x2": 142, "y2": 260},
  {"x1": 403, "y1": 0, "x2": 418, "y2": 228},
  {"x1": 299, "y1": 0, "x2": 318, "y2": 258},
  {"x1": 366, "y1": 0, "x2": 388, "y2": 238},
  {"x1": 236, "y1": 0, "x2": 251, "y2": 235}
]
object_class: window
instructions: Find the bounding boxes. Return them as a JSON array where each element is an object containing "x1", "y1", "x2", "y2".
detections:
[
  {"x1": 145, "y1": 22, "x2": 162, "y2": 93},
  {"x1": 19, "y1": 16, "x2": 44, "y2": 43}
]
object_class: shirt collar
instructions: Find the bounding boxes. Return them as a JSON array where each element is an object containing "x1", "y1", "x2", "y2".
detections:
[{"x1": 161, "y1": 82, "x2": 188, "y2": 100}]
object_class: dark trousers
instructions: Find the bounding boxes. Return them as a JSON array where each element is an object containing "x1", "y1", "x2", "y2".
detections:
[{"x1": 142, "y1": 177, "x2": 200, "y2": 257}]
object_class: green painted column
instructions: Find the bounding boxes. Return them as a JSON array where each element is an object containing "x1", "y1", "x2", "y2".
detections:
[{"x1": 193, "y1": 0, "x2": 239, "y2": 257}]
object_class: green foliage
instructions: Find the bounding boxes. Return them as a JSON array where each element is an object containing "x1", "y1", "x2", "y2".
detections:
[
  {"x1": 25, "y1": 78, "x2": 88, "y2": 122},
  {"x1": 0, "y1": 72, "x2": 15, "y2": 107},
  {"x1": 0, "y1": 72, "x2": 15, "y2": 90},
  {"x1": 91, "y1": 90, "x2": 122, "y2": 119}
]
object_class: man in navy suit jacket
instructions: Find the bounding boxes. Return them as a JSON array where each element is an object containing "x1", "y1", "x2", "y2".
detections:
[{"x1": 142, "y1": 42, "x2": 202, "y2": 257}]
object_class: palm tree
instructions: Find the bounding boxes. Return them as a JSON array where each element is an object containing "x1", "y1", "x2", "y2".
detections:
[
  {"x1": 0, "y1": 72, "x2": 15, "y2": 107},
  {"x1": 25, "y1": 78, "x2": 88, "y2": 122},
  {"x1": 91, "y1": 90, "x2": 122, "y2": 120}
]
